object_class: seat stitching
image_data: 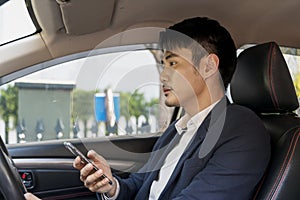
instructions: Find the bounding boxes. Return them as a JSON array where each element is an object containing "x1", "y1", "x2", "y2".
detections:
[
  {"x1": 266, "y1": 130, "x2": 300, "y2": 200},
  {"x1": 271, "y1": 131, "x2": 300, "y2": 200},
  {"x1": 252, "y1": 173, "x2": 267, "y2": 200},
  {"x1": 267, "y1": 43, "x2": 279, "y2": 110}
]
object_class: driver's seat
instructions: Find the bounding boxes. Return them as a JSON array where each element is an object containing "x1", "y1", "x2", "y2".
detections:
[{"x1": 230, "y1": 42, "x2": 300, "y2": 200}]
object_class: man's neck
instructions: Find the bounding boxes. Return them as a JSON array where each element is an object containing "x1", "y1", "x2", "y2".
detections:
[{"x1": 183, "y1": 93, "x2": 224, "y2": 117}]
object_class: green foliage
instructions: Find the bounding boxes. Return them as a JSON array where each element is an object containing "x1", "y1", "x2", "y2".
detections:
[
  {"x1": 280, "y1": 46, "x2": 300, "y2": 56},
  {"x1": 146, "y1": 97, "x2": 159, "y2": 117},
  {"x1": 72, "y1": 89, "x2": 159, "y2": 136},
  {"x1": 72, "y1": 89, "x2": 95, "y2": 136},
  {"x1": 120, "y1": 91, "x2": 159, "y2": 121},
  {"x1": 120, "y1": 92, "x2": 131, "y2": 120},
  {"x1": 0, "y1": 85, "x2": 18, "y2": 143},
  {"x1": 293, "y1": 73, "x2": 300, "y2": 97},
  {"x1": 128, "y1": 92, "x2": 147, "y2": 119},
  {"x1": 72, "y1": 89, "x2": 95, "y2": 120},
  {"x1": 280, "y1": 47, "x2": 300, "y2": 97}
]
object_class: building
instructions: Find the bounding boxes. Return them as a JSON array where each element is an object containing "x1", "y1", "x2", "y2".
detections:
[{"x1": 16, "y1": 80, "x2": 75, "y2": 142}]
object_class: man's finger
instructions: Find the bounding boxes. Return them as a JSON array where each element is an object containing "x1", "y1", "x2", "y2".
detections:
[
  {"x1": 24, "y1": 193, "x2": 41, "y2": 200},
  {"x1": 85, "y1": 169, "x2": 111, "y2": 192},
  {"x1": 80, "y1": 163, "x2": 94, "y2": 181},
  {"x1": 73, "y1": 156, "x2": 85, "y2": 169},
  {"x1": 87, "y1": 150, "x2": 98, "y2": 160},
  {"x1": 89, "y1": 177, "x2": 110, "y2": 192},
  {"x1": 85, "y1": 169, "x2": 104, "y2": 186}
]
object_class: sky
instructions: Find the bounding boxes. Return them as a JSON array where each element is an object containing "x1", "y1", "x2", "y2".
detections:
[{"x1": 17, "y1": 50, "x2": 161, "y2": 101}]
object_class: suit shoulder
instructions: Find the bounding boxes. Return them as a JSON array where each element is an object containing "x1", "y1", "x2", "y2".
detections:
[
  {"x1": 227, "y1": 103, "x2": 262, "y2": 122},
  {"x1": 223, "y1": 103, "x2": 268, "y2": 139}
]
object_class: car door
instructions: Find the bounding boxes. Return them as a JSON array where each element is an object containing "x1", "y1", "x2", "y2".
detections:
[{"x1": 0, "y1": 46, "x2": 176, "y2": 199}]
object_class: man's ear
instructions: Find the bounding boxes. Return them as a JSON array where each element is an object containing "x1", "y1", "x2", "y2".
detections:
[{"x1": 201, "y1": 54, "x2": 219, "y2": 79}]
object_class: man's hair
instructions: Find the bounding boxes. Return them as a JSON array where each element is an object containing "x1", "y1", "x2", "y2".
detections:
[{"x1": 159, "y1": 17, "x2": 237, "y2": 89}]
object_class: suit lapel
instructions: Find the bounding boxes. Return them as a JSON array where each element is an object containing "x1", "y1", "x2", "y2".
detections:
[
  {"x1": 134, "y1": 124, "x2": 179, "y2": 200},
  {"x1": 158, "y1": 116, "x2": 210, "y2": 199},
  {"x1": 158, "y1": 97, "x2": 228, "y2": 199}
]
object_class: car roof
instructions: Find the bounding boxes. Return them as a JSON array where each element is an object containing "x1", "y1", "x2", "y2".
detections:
[{"x1": 0, "y1": 0, "x2": 300, "y2": 77}]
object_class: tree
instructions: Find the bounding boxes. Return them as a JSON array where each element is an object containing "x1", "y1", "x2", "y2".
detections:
[
  {"x1": 120, "y1": 92, "x2": 132, "y2": 121},
  {"x1": 120, "y1": 91, "x2": 159, "y2": 134},
  {"x1": 72, "y1": 89, "x2": 95, "y2": 137},
  {"x1": 120, "y1": 91, "x2": 145, "y2": 132},
  {"x1": 293, "y1": 73, "x2": 300, "y2": 97},
  {"x1": 146, "y1": 98, "x2": 159, "y2": 118},
  {"x1": 280, "y1": 47, "x2": 300, "y2": 98},
  {"x1": 0, "y1": 85, "x2": 18, "y2": 143}
]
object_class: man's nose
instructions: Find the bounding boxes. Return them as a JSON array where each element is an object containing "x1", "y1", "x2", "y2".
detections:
[{"x1": 160, "y1": 67, "x2": 168, "y2": 83}]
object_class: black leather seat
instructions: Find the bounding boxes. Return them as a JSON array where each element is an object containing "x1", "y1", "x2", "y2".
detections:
[{"x1": 230, "y1": 42, "x2": 300, "y2": 200}]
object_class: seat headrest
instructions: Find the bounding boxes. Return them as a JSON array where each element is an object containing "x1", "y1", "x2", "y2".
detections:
[{"x1": 230, "y1": 42, "x2": 299, "y2": 113}]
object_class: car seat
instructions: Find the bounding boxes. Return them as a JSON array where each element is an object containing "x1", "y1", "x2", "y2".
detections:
[{"x1": 230, "y1": 42, "x2": 300, "y2": 200}]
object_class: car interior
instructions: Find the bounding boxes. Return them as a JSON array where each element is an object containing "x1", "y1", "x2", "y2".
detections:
[
  {"x1": 231, "y1": 42, "x2": 300, "y2": 199},
  {"x1": 0, "y1": 0, "x2": 300, "y2": 200}
]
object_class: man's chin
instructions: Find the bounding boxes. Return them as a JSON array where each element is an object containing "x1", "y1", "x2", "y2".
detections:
[{"x1": 165, "y1": 100, "x2": 179, "y2": 107}]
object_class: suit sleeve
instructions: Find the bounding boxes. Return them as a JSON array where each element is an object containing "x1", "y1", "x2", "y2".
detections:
[{"x1": 96, "y1": 171, "x2": 146, "y2": 200}]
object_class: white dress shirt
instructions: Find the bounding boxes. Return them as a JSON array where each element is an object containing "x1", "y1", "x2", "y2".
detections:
[
  {"x1": 102, "y1": 102, "x2": 218, "y2": 200},
  {"x1": 149, "y1": 103, "x2": 216, "y2": 200}
]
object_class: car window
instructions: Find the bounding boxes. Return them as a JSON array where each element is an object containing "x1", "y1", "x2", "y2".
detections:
[
  {"x1": 0, "y1": 0, "x2": 37, "y2": 45},
  {"x1": 0, "y1": 49, "x2": 174, "y2": 144},
  {"x1": 281, "y1": 47, "x2": 300, "y2": 114}
]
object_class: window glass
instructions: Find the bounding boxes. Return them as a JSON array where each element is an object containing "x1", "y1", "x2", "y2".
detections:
[
  {"x1": 281, "y1": 47, "x2": 300, "y2": 115},
  {"x1": 0, "y1": 50, "x2": 173, "y2": 144},
  {"x1": 0, "y1": 0, "x2": 37, "y2": 45}
]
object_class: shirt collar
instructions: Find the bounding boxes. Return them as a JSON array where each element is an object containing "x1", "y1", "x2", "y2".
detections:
[{"x1": 175, "y1": 100, "x2": 220, "y2": 135}]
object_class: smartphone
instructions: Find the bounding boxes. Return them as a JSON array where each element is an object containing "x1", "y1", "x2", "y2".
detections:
[{"x1": 64, "y1": 141, "x2": 113, "y2": 185}]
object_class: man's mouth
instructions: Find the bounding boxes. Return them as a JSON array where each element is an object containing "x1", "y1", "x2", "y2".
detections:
[{"x1": 163, "y1": 86, "x2": 172, "y2": 96}]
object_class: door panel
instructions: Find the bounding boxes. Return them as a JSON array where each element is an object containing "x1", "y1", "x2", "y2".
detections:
[{"x1": 6, "y1": 135, "x2": 159, "y2": 199}]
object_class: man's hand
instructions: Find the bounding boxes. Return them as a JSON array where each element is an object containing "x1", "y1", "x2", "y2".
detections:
[
  {"x1": 73, "y1": 150, "x2": 117, "y2": 197},
  {"x1": 24, "y1": 193, "x2": 41, "y2": 200}
]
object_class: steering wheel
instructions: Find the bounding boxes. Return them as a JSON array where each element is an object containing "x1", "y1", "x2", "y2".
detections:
[
  {"x1": 0, "y1": 136, "x2": 26, "y2": 200},
  {"x1": 0, "y1": 135, "x2": 8, "y2": 155}
]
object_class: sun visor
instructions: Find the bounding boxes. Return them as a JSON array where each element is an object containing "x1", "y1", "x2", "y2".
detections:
[
  {"x1": 56, "y1": 0, "x2": 115, "y2": 35},
  {"x1": 93, "y1": 27, "x2": 208, "y2": 59},
  {"x1": 96, "y1": 27, "x2": 164, "y2": 49}
]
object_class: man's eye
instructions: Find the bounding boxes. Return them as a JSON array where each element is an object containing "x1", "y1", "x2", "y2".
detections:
[{"x1": 170, "y1": 61, "x2": 177, "y2": 66}]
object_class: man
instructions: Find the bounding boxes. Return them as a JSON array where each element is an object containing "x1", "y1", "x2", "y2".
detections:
[{"x1": 25, "y1": 17, "x2": 270, "y2": 200}]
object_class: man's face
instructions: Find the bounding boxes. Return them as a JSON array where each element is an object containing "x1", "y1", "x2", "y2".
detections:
[{"x1": 160, "y1": 48, "x2": 207, "y2": 108}]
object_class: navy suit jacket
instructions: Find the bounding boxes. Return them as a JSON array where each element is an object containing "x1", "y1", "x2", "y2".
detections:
[{"x1": 106, "y1": 99, "x2": 271, "y2": 200}]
